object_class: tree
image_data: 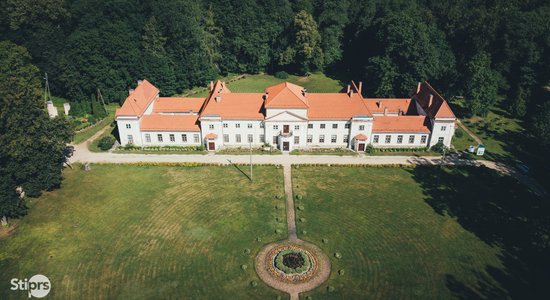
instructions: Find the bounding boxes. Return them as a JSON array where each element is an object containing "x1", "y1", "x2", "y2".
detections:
[
  {"x1": 314, "y1": 0, "x2": 349, "y2": 66},
  {"x1": 281, "y1": 10, "x2": 323, "y2": 73},
  {"x1": 202, "y1": 5, "x2": 223, "y2": 72},
  {"x1": 532, "y1": 101, "x2": 550, "y2": 146},
  {"x1": 0, "y1": 41, "x2": 73, "y2": 224},
  {"x1": 465, "y1": 52, "x2": 499, "y2": 116}
]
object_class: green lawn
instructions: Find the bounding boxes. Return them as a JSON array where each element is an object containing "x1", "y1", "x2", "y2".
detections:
[
  {"x1": 289, "y1": 149, "x2": 357, "y2": 156},
  {"x1": 73, "y1": 104, "x2": 118, "y2": 144},
  {"x1": 0, "y1": 165, "x2": 288, "y2": 299},
  {"x1": 292, "y1": 165, "x2": 546, "y2": 299},
  {"x1": 177, "y1": 72, "x2": 343, "y2": 98},
  {"x1": 451, "y1": 126, "x2": 476, "y2": 152}
]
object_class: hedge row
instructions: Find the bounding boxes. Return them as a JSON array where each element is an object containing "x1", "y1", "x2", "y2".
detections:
[
  {"x1": 292, "y1": 163, "x2": 417, "y2": 168},
  {"x1": 119, "y1": 145, "x2": 206, "y2": 151}
]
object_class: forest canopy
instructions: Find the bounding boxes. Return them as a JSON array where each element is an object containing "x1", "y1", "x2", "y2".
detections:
[{"x1": 0, "y1": 0, "x2": 549, "y2": 139}]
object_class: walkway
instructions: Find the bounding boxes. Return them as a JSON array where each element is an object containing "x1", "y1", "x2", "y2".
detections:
[
  {"x1": 457, "y1": 119, "x2": 483, "y2": 145},
  {"x1": 255, "y1": 165, "x2": 331, "y2": 300}
]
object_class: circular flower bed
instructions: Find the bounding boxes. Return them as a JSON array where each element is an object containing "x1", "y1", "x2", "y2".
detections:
[
  {"x1": 266, "y1": 244, "x2": 318, "y2": 283},
  {"x1": 274, "y1": 249, "x2": 310, "y2": 274}
]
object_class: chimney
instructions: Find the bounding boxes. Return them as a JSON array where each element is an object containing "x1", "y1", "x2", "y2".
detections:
[
  {"x1": 347, "y1": 84, "x2": 351, "y2": 94},
  {"x1": 384, "y1": 107, "x2": 388, "y2": 116},
  {"x1": 137, "y1": 80, "x2": 143, "y2": 86},
  {"x1": 358, "y1": 81, "x2": 363, "y2": 94},
  {"x1": 416, "y1": 82, "x2": 421, "y2": 94},
  {"x1": 129, "y1": 89, "x2": 135, "y2": 95},
  {"x1": 263, "y1": 94, "x2": 268, "y2": 101},
  {"x1": 302, "y1": 88, "x2": 307, "y2": 97},
  {"x1": 210, "y1": 81, "x2": 214, "y2": 91},
  {"x1": 349, "y1": 90, "x2": 354, "y2": 98},
  {"x1": 215, "y1": 95, "x2": 221, "y2": 103},
  {"x1": 378, "y1": 100, "x2": 382, "y2": 108},
  {"x1": 428, "y1": 94, "x2": 434, "y2": 107}
]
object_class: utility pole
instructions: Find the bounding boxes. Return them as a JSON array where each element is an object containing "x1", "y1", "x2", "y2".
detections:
[{"x1": 249, "y1": 142, "x2": 253, "y2": 181}]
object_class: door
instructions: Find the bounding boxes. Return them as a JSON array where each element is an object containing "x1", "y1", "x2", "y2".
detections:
[
  {"x1": 358, "y1": 143, "x2": 365, "y2": 151},
  {"x1": 208, "y1": 142, "x2": 215, "y2": 151},
  {"x1": 283, "y1": 142, "x2": 290, "y2": 151},
  {"x1": 283, "y1": 125, "x2": 289, "y2": 133}
]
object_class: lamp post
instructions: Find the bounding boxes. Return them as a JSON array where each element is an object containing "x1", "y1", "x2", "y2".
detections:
[{"x1": 249, "y1": 142, "x2": 253, "y2": 181}]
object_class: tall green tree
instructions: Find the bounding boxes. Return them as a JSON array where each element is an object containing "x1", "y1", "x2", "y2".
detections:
[
  {"x1": 314, "y1": 0, "x2": 349, "y2": 66},
  {"x1": 281, "y1": 10, "x2": 323, "y2": 73},
  {"x1": 465, "y1": 52, "x2": 499, "y2": 117},
  {"x1": 140, "y1": 16, "x2": 177, "y2": 96},
  {"x1": 0, "y1": 41, "x2": 73, "y2": 224}
]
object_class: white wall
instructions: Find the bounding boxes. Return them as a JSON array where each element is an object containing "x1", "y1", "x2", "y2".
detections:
[
  {"x1": 266, "y1": 108, "x2": 307, "y2": 119},
  {"x1": 140, "y1": 131, "x2": 202, "y2": 146},
  {"x1": 217, "y1": 119, "x2": 266, "y2": 147},
  {"x1": 117, "y1": 118, "x2": 142, "y2": 146},
  {"x1": 305, "y1": 120, "x2": 351, "y2": 148},
  {"x1": 428, "y1": 119, "x2": 455, "y2": 147},
  {"x1": 370, "y1": 132, "x2": 429, "y2": 148}
]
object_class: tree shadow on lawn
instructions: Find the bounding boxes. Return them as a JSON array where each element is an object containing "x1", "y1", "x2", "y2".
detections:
[{"x1": 409, "y1": 165, "x2": 550, "y2": 299}]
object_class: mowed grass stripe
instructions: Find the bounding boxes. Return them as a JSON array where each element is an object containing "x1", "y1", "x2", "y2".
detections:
[
  {"x1": 293, "y1": 166, "x2": 504, "y2": 300},
  {"x1": 0, "y1": 165, "x2": 288, "y2": 299}
]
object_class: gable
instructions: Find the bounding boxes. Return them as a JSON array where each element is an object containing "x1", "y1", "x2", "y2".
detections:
[{"x1": 265, "y1": 110, "x2": 308, "y2": 121}]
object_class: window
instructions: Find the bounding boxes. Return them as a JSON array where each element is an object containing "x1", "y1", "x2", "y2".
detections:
[
  {"x1": 295, "y1": 125, "x2": 300, "y2": 130},
  {"x1": 359, "y1": 125, "x2": 365, "y2": 130},
  {"x1": 420, "y1": 135, "x2": 427, "y2": 144},
  {"x1": 209, "y1": 124, "x2": 214, "y2": 129},
  {"x1": 182, "y1": 134, "x2": 187, "y2": 142},
  {"x1": 308, "y1": 124, "x2": 313, "y2": 129},
  {"x1": 319, "y1": 135, "x2": 325, "y2": 143},
  {"x1": 294, "y1": 136, "x2": 299, "y2": 144},
  {"x1": 343, "y1": 135, "x2": 349, "y2": 143},
  {"x1": 373, "y1": 135, "x2": 379, "y2": 143},
  {"x1": 169, "y1": 134, "x2": 175, "y2": 142},
  {"x1": 307, "y1": 135, "x2": 313, "y2": 143},
  {"x1": 248, "y1": 123, "x2": 253, "y2": 129},
  {"x1": 145, "y1": 134, "x2": 151, "y2": 143},
  {"x1": 385, "y1": 135, "x2": 391, "y2": 144},
  {"x1": 273, "y1": 136, "x2": 278, "y2": 144},
  {"x1": 331, "y1": 135, "x2": 337, "y2": 143},
  {"x1": 408, "y1": 135, "x2": 415, "y2": 143},
  {"x1": 260, "y1": 122, "x2": 264, "y2": 128},
  {"x1": 223, "y1": 134, "x2": 229, "y2": 143},
  {"x1": 247, "y1": 134, "x2": 253, "y2": 143},
  {"x1": 260, "y1": 134, "x2": 265, "y2": 143},
  {"x1": 441, "y1": 125, "x2": 447, "y2": 131},
  {"x1": 126, "y1": 124, "x2": 131, "y2": 129},
  {"x1": 157, "y1": 134, "x2": 163, "y2": 142},
  {"x1": 320, "y1": 124, "x2": 326, "y2": 129},
  {"x1": 193, "y1": 134, "x2": 199, "y2": 143},
  {"x1": 397, "y1": 135, "x2": 403, "y2": 144},
  {"x1": 128, "y1": 135, "x2": 134, "y2": 144},
  {"x1": 345, "y1": 123, "x2": 350, "y2": 129},
  {"x1": 223, "y1": 123, "x2": 228, "y2": 128},
  {"x1": 273, "y1": 125, "x2": 279, "y2": 130},
  {"x1": 438, "y1": 137, "x2": 444, "y2": 143},
  {"x1": 236, "y1": 134, "x2": 242, "y2": 143},
  {"x1": 332, "y1": 124, "x2": 338, "y2": 129},
  {"x1": 236, "y1": 124, "x2": 241, "y2": 128}
]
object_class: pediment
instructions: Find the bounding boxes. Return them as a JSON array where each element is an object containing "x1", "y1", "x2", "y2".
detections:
[{"x1": 265, "y1": 110, "x2": 308, "y2": 121}]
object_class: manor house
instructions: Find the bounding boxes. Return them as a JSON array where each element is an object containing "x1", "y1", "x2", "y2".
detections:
[{"x1": 115, "y1": 79, "x2": 456, "y2": 152}]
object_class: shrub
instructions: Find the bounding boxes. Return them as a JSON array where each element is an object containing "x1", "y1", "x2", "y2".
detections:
[
  {"x1": 241, "y1": 264, "x2": 248, "y2": 270},
  {"x1": 297, "y1": 205, "x2": 305, "y2": 210},
  {"x1": 275, "y1": 71, "x2": 289, "y2": 79},
  {"x1": 274, "y1": 249, "x2": 311, "y2": 274},
  {"x1": 430, "y1": 141, "x2": 449, "y2": 154},
  {"x1": 327, "y1": 286, "x2": 335, "y2": 292},
  {"x1": 338, "y1": 269, "x2": 345, "y2": 275},
  {"x1": 250, "y1": 281, "x2": 257, "y2": 287},
  {"x1": 365, "y1": 144, "x2": 375, "y2": 154},
  {"x1": 97, "y1": 136, "x2": 116, "y2": 151},
  {"x1": 244, "y1": 248, "x2": 251, "y2": 254},
  {"x1": 275, "y1": 229, "x2": 283, "y2": 234},
  {"x1": 334, "y1": 252, "x2": 342, "y2": 259},
  {"x1": 455, "y1": 129, "x2": 464, "y2": 138},
  {"x1": 322, "y1": 238, "x2": 328, "y2": 244}
]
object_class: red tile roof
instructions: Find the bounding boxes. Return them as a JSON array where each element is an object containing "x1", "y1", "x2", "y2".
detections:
[
  {"x1": 140, "y1": 114, "x2": 200, "y2": 131},
  {"x1": 153, "y1": 97, "x2": 204, "y2": 113},
  {"x1": 204, "y1": 133, "x2": 217, "y2": 139},
  {"x1": 372, "y1": 116, "x2": 430, "y2": 133},
  {"x1": 413, "y1": 82, "x2": 456, "y2": 119},
  {"x1": 355, "y1": 134, "x2": 368, "y2": 141},
  {"x1": 264, "y1": 82, "x2": 308, "y2": 108},
  {"x1": 307, "y1": 93, "x2": 371, "y2": 120},
  {"x1": 200, "y1": 93, "x2": 265, "y2": 119},
  {"x1": 364, "y1": 98, "x2": 414, "y2": 114},
  {"x1": 116, "y1": 80, "x2": 159, "y2": 117}
]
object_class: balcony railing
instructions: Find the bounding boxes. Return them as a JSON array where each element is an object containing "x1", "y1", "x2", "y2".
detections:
[{"x1": 279, "y1": 130, "x2": 293, "y2": 137}]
